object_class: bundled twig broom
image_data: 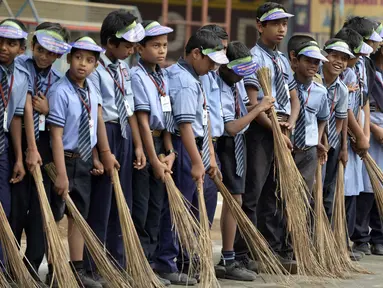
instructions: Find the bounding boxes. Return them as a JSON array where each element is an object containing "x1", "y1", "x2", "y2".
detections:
[
  {"x1": 44, "y1": 162, "x2": 133, "y2": 288},
  {"x1": 0, "y1": 202, "x2": 40, "y2": 287},
  {"x1": 0, "y1": 268, "x2": 10, "y2": 288},
  {"x1": 158, "y1": 155, "x2": 201, "y2": 276},
  {"x1": 332, "y1": 163, "x2": 370, "y2": 274},
  {"x1": 32, "y1": 165, "x2": 79, "y2": 288},
  {"x1": 112, "y1": 168, "x2": 164, "y2": 288},
  {"x1": 213, "y1": 176, "x2": 289, "y2": 281},
  {"x1": 257, "y1": 67, "x2": 328, "y2": 277},
  {"x1": 196, "y1": 181, "x2": 220, "y2": 288}
]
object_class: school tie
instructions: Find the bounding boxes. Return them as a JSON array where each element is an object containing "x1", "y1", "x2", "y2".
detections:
[
  {"x1": 294, "y1": 86, "x2": 307, "y2": 149},
  {"x1": 109, "y1": 63, "x2": 129, "y2": 139},
  {"x1": 200, "y1": 85, "x2": 210, "y2": 171},
  {"x1": 354, "y1": 65, "x2": 362, "y2": 117},
  {"x1": 77, "y1": 88, "x2": 92, "y2": 162},
  {"x1": 0, "y1": 70, "x2": 8, "y2": 154},
  {"x1": 273, "y1": 54, "x2": 289, "y2": 109},
  {"x1": 327, "y1": 85, "x2": 339, "y2": 149},
  {"x1": 33, "y1": 73, "x2": 43, "y2": 141},
  {"x1": 232, "y1": 86, "x2": 245, "y2": 177}
]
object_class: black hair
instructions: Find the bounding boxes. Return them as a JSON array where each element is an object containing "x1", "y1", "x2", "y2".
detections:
[
  {"x1": 373, "y1": 21, "x2": 380, "y2": 30},
  {"x1": 198, "y1": 24, "x2": 228, "y2": 40},
  {"x1": 0, "y1": 18, "x2": 27, "y2": 47},
  {"x1": 139, "y1": 20, "x2": 161, "y2": 46},
  {"x1": 70, "y1": 37, "x2": 100, "y2": 60},
  {"x1": 287, "y1": 34, "x2": 315, "y2": 60},
  {"x1": 226, "y1": 41, "x2": 251, "y2": 62},
  {"x1": 334, "y1": 28, "x2": 363, "y2": 52},
  {"x1": 32, "y1": 22, "x2": 70, "y2": 47},
  {"x1": 100, "y1": 9, "x2": 137, "y2": 46},
  {"x1": 185, "y1": 29, "x2": 222, "y2": 55},
  {"x1": 343, "y1": 16, "x2": 374, "y2": 39},
  {"x1": 256, "y1": 2, "x2": 287, "y2": 21}
]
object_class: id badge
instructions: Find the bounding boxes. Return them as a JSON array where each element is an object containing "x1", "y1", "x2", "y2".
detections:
[
  {"x1": 284, "y1": 84, "x2": 290, "y2": 99},
  {"x1": 39, "y1": 114, "x2": 46, "y2": 131},
  {"x1": 89, "y1": 118, "x2": 94, "y2": 137},
  {"x1": 3, "y1": 110, "x2": 8, "y2": 132},
  {"x1": 203, "y1": 109, "x2": 208, "y2": 126},
  {"x1": 161, "y1": 95, "x2": 172, "y2": 112},
  {"x1": 124, "y1": 98, "x2": 133, "y2": 117}
]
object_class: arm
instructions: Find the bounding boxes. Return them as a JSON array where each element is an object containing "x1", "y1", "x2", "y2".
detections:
[
  {"x1": 318, "y1": 120, "x2": 327, "y2": 142},
  {"x1": 363, "y1": 100, "x2": 370, "y2": 140},
  {"x1": 317, "y1": 120, "x2": 328, "y2": 165},
  {"x1": 286, "y1": 89, "x2": 300, "y2": 129},
  {"x1": 9, "y1": 116, "x2": 25, "y2": 183},
  {"x1": 246, "y1": 86, "x2": 273, "y2": 130},
  {"x1": 162, "y1": 131, "x2": 176, "y2": 171},
  {"x1": 338, "y1": 116, "x2": 349, "y2": 166},
  {"x1": 129, "y1": 114, "x2": 146, "y2": 170},
  {"x1": 207, "y1": 118, "x2": 219, "y2": 179},
  {"x1": 348, "y1": 109, "x2": 369, "y2": 153}
]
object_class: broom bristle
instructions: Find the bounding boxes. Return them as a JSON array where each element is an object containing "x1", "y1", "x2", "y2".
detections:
[
  {"x1": 44, "y1": 163, "x2": 133, "y2": 287},
  {"x1": 196, "y1": 182, "x2": 220, "y2": 288},
  {"x1": 257, "y1": 67, "x2": 329, "y2": 277},
  {"x1": 0, "y1": 202, "x2": 40, "y2": 287},
  {"x1": 213, "y1": 176, "x2": 289, "y2": 283},
  {"x1": 0, "y1": 269, "x2": 9, "y2": 288},
  {"x1": 112, "y1": 169, "x2": 165, "y2": 288}
]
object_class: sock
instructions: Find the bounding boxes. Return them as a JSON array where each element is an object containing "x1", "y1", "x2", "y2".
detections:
[
  {"x1": 234, "y1": 251, "x2": 248, "y2": 260},
  {"x1": 221, "y1": 250, "x2": 235, "y2": 266},
  {"x1": 70, "y1": 260, "x2": 83, "y2": 271}
]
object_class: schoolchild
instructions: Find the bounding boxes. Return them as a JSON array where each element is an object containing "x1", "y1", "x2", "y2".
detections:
[
  {"x1": 155, "y1": 29, "x2": 228, "y2": 285},
  {"x1": 214, "y1": 41, "x2": 274, "y2": 281},
  {"x1": 84, "y1": 10, "x2": 147, "y2": 280},
  {"x1": 0, "y1": 18, "x2": 30, "y2": 279},
  {"x1": 11, "y1": 22, "x2": 71, "y2": 278},
  {"x1": 47, "y1": 36, "x2": 118, "y2": 287},
  {"x1": 130, "y1": 20, "x2": 174, "y2": 286},
  {"x1": 234, "y1": 2, "x2": 299, "y2": 271}
]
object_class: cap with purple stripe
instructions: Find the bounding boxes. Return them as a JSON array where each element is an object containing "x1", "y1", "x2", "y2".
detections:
[
  {"x1": 144, "y1": 21, "x2": 173, "y2": 37},
  {"x1": 70, "y1": 36, "x2": 104, "y2": 53},
  {"x1": 34, "y1": 30, "x2": 71, "y2": 55},
  {"x1": 297, "y1": 45, "x2": 328, "y2": 62},
  {"x1": 354, "y1": 41, "x2": 373, "y2": 55},
  {"x1": 201, "y1": 45, "x2": 229, "y2": 65},
  {"x1": 258, "y1": 8, "x2": 294, "y2": 22},
  {"x1": 324, "y1": 41, "x2": 355, "y2": 58},
  {"x1": 116, "y1": 21, "x2": 145, "y2": 43},
  {"x1": 227, "y1": 56, "x2": 259, "y2": 76},
  {"x1": 366, "y1": 29, "x2": 383, "y2": 42},
  {"x1": 0, "y1": 20, "x2": 28, "y2": 40}
]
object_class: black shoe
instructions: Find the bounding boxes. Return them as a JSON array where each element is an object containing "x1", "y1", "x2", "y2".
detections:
[
  {"x1": 75, "y1": 269, "x2": 102, "y2": 288},
  {"x1": 156, "y1": 274, "x2": 171, "y2": 286},
  {"x1": 236, "y1": 255, "x2": 259, "y2": 273},
  {"x1": 216, "y1": 260, "x2": 256, "y2": 281},
  {"x1": 45, "y1": 272, "x2": 59, "y2": 288},
  {"x1": 214, "y1": 264, "x2": 226, "y2": 279},
  {"x1": 277, "y1": 254, "x2": 298, "y2": 274},
  {"x1": 371, "y1": 244, "x2": 383, "y2": 255},
  {"x1": 353, "y1": 243, "x2": 371, "y2": 255},
  {"x1": 158, "y1": 272, "x2": 197, "y2": 286},
  {"x1": 87, "y1": 271, "x2": 108, "y2": 287},
  {"x1": 349, "y1": 250, "x2": 364, "y2": 261}
]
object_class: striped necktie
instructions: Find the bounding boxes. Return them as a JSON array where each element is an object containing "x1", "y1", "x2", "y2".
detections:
[
  {"x1": 109, "y1": 63, "x2": 128, "y2": 139},
  {"x1": 34, "y1": 73, "x2": 43, "y2": 141},
  {"x1": 77, "y1": 88, "x2": 92, "y2": 161},
  {"x1": 273, "y1": 54, "x2": 289, "y2": 108},
  {"x1": 0, "y1": 70, "x2": 8, "y2": 154},
  {"x1": 232, "y1": 86, "x2": 245, "y2": 177},
  {"x1": 200, "y1": 84, "x2": 210, "y2": 170},
  {"x1": 327, "y1": 84, "x2": 339, "y2": 149},
  {"x1": 294, "y1": 85, "x2": 307, "y2": 149},
  {"x1": 354, "y1": 66, "x2": 362, "y2": 117}
]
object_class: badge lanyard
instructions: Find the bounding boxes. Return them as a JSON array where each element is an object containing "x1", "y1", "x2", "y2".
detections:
[
  {"x1": 138, "y1": 63, "x2": 166, "y2": 97},
  {"x1": 99, "y1": 59, "x2": 126, "y2": 95},
  {"x1": 77, "y1": 89, "x2": 92, "y2": 120},
  {"x1": 0, "y1": 74, "x2": 14, "y2": 110},
  {"x1": 304, "y1": 85, "x2": 312, "y2": 106}
]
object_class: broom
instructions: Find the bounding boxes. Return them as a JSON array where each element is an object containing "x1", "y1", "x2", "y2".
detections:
[
  {"x1": 213, "y1": 176, "x2": 289, "y2": 281},
  {"x1": 112, "y1": 168, "x2": 164, "y2": 288},
  {"x1": 32, "y1": 165, "x2": 79, "y2": 288},
  {"x1": 44, "y1": 163, "x2": 133, "y2": 287},
  {"x1": 158, "y1": 154, "x2": 201, "y2": 276},
  {"x1": 0, "y1": 202, "x2": 40, "y2": 287},
  {"x1": 196, "y1": 181, "x2": 220, "y2": 288},
  {"x1": 332, "y1": 162, "x2": 370, "y2": 274},
  {"x1": 0, "y1": 268, "x2": 10, "y2": 288},
  {"x1": 257, "y1": 67, "x2": 329, "y2": 277}
]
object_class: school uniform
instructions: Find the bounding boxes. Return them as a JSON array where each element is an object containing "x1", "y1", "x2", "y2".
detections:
[
  {"x1": 234, "y1": 39, "x2": 297, "y2": 258},
  {"x1": 351, "y1": 68, "x2": 383, "y2": 247},
  {"x1": 320, "y1": 68, "x2": 349, "y2": 221},
  {"x1": 47, "y1": 74, "x2": 100, "y2": 218},
  {"x1": 294, "y1": 80, "x2": 330, "y2": 194},
  {"x1": 156, "y1": 58, "x2": 209, "y2": 273},
  {"x1": 130, "y1": 59, "x2": 168, "y2": 265},
  {"x1": 10, "y1": 55, "x2": 64, "y2": 273},
  {"x1": 0, "y1": 61, "x2": 30, "y2": 265},
  {"x1": 84, "y1": 53, "x2": 134, "y2": 271}
]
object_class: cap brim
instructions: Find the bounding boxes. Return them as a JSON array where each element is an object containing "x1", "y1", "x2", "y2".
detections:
[
  {"x1": 262, "y1": 12, "x2": 294, "y2": 22},
  {"x1": 207, "y1": 50, "x2": 229, "y2": 65},
  {"x1": 36, "y1": 33, "x2": 71, "y2": 55},
  {"x1": 0, "y1": 26, "x2": 28, "y2": 40},
  {"x1": 122, "y1": 23, "x2": 145, "y2": 43},
  {"x1": 145, "y1": 25, "x2": 173, "y2": 37},
  {"x1": 70, "y1": 41, "x2": 104, "y2": 53},
  {"x1": 300, "y1": 50, "x2": 328, "y2": 62},
  {"x1": 359, "y1": 42, "x2": 373, "y2": 55},
  {"x1": 328, "y1": 46, "x2": 355, "y2": 58},
  {"x1": 232, "y1": 60, "x2": 259, "y2": 76},
  {"x1": 369, "y1": 30, "x2": 383, "y2": 42}
]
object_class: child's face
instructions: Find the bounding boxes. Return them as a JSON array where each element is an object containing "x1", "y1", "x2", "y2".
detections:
[
  {"x1": 191, "y1": 48, "x2": 218, "y2": 76},
  {"x1": 138, "y1": 35, "x2": 168, "y2": 65},
  {"x1": 219, "y1": 65, "x2": 243, "y2": 86},
  {"x1": 347, "y1": 56, "x2": 359, "y2": 68},
  {"x1": 257, "y1": 18, "x2": 288, "y2": 46},
  {"x1": 108, "y1": 40, "x2": 136, "y2": 60},
  {"x1": 296, "y1": 55, "x2": 320, "y2": 78},
  {"x1": 0, "y1": 37, "x2": 25, "y2": 66},
  {"x1": 324, "y1": 50, "x2": 348, "y2": 76},
  {"x1": 68, "y1": 50, "x2": 97, "y2": 80},
  {"x1": 32, "y1": 42, "x2": 60, "y2": 69}
]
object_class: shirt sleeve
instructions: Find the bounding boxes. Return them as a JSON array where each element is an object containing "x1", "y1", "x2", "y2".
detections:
[
  {"x1": 171, "y1": 81, "x2": 199, "y2": 125},
  {"x1": 46, "y1": 88, "x2": 67, "y2": 127},
  {"x1": 282, "y1": 56, "x2": 297, "y2": 91},
  {"x1": 88, "y1": 70, "x2": 102, "y2": 98},
  {"x1": 14, "y1": 82, "x2": 28, "y2": 116},
  {"x1": 221, "y1": 88, "x2": 235, "y2": 123},
  {"x1": 335, "y1": 85, "x2": 349, "y2": 119},
  {"x1": 132, "y1": 73, "x2": 150, "y2": 112}
]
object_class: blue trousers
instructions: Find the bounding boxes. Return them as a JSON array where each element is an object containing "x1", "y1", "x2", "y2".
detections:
[{"x1": 84, "y1": 123, "x2": 133, "y2": 272}]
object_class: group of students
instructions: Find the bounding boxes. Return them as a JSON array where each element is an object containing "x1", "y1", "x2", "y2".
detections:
[{"x1": 1, "y1": 1, "x2": 383, "y2": 287}]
